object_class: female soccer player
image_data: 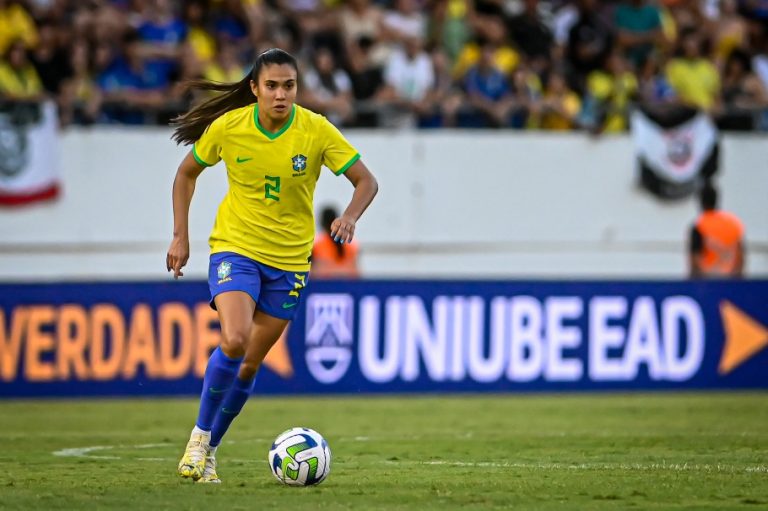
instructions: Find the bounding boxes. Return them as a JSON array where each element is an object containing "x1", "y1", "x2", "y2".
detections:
[{"x1": 167, "y1": 48, "x2": 378, "y2": 483}]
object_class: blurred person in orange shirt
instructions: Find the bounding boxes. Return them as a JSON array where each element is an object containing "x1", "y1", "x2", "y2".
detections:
[
  {"x1": 311, "y1": 205, "x2": 360, "y2": 279},
  {"x1": 689, "y1": 183, "x2": 745, "y2": 278}
]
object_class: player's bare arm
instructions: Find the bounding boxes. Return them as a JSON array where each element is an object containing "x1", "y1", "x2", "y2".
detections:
[
  {"x1": 332, "y1": 160, "x2": 378, "y2": 244},
  {"x1": 167, "y1": 151, "x2": 205, "y2": 279}
]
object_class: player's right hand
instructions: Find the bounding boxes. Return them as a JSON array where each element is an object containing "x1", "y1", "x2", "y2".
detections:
[
  {"x1": 331, "y1": 214, "x2": 356, "y2": 244},
  {"x1": 166, "y1": 236, "x2": 190, "y2": 279}
]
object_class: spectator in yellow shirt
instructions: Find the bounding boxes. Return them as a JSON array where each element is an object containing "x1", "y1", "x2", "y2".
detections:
[
  {"x1": 453, "y1": 16, "x2": 519, "y2": 79},
  {"x1": 184, "y1": 1, "x2": 216, "y2": 64},
  {"x1": 0, "y1": 40, "x2": 44, "y2": 100},
  {"x1": 666, "y1": 29, "x2": 720, "y2": 111},
  {"x1": 529, "y1": 71, "x2": 581, "y2": 130},
  {"x1": 584, "y1": 51, "x2": 638, "y2": 132},
  {"x1": 0, "y1": 0, "x2": 38, "y2": 56},
  {"x1": 204, "y1": 39, "x2": 246, "y2": 84}
]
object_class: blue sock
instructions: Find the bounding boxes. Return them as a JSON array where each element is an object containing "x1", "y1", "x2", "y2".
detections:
[
  {"x1": 195, "y1": 347, "x2": 242, "y2": 431},
  {"x1": 209, "y1": 375, "x2": 255, "y2": 447}
]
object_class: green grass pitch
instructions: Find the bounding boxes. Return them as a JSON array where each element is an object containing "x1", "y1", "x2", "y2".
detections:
[{"x1": 1, "y1": 393, "x2": 766, "y2": 510}]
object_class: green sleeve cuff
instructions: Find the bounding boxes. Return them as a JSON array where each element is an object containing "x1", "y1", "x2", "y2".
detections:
[
  {"x1": 334, "y1": 153, "x2": 361, "y2": 176},
  {"x1": 192, "y1": 144, "x2": 213, "y2": 167}
]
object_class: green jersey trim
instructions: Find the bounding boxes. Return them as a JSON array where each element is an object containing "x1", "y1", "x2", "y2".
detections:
[
  {"x1": 192, "y1": 144, "x2": 213, "y2": 167},
  {"x1": 334, "y1": 153, "x2": 361, "y2": 175},
  {"x1": 254, "y1": 104, "x2": 296, "y2": 140}
]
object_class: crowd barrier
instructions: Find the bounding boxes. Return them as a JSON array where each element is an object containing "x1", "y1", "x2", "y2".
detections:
[{"x1": 1, "y1": 279, "x2": 766, "y2": 397}]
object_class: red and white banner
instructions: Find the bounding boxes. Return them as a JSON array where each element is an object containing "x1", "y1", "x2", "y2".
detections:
[{"x1": 0, "y1": 101, "x2": 60, "y2": 206}]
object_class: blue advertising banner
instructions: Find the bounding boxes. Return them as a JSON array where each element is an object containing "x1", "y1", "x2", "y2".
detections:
[{"x1": 1, "y1": 280, "x2": 766, "y2": 397}]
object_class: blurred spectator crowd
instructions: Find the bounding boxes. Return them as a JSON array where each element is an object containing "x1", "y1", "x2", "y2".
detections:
[{"x1": 2, "y1": 0, "x2": 768, "y2": 131}]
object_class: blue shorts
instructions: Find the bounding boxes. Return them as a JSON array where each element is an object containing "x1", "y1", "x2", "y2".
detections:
[{"x1": 208, "y1": 252, "x2": 309, "y2": 320}]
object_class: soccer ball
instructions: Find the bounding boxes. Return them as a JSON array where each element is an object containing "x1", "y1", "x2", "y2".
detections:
[{"x1": 268, "y1": 427, "x2": 331, "y2": 486}]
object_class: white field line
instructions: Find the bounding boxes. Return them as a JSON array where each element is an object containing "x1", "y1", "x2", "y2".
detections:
[
  {"x1": 52, "y1": 443, "x2": 171, "y2": 459},
  {"x1": 51, "y1": 442, "x2": 768, "y2": 474},
  {"x1": 388, "y1": 460, "x2": 768, "y2": 474}
]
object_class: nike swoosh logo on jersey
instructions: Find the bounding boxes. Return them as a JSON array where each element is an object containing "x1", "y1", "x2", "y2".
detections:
[
  {"x1": 282, "y1": 302, "x2": 298, "y2": 309},
  {"x1": 236, "y1": 156, "x2": 253, "y2": 163},
  {"x1": 208, "y1": 387, "x2": 228, "y2": 394}
]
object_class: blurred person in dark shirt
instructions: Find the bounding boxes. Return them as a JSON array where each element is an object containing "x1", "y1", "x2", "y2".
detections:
[
  {"x1": 717, "y1": 48, "x2": 768, "y2": 130},
  {"x1": 30, "y1": 19, "x2": 72, "y2": 97},
  {"x1": 348, "y1": 35, "x2": 385, "y2": 106},
  {"x1": 614, "y1": 0, "x2": 666, "y2": 68},
  {"x1": 566, "y1": 0, "x2": 614, "y2": 94},
  {"x1": 507, "y1": 0, "x2": 553, "y2": 73}
]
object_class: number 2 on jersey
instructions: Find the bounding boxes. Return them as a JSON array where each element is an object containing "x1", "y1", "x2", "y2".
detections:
[{"x1": 265, "y1": 175, "x2": 280, "y2": 201}]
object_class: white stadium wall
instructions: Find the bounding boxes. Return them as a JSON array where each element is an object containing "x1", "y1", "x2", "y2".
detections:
[{"x1": 0, "y1": 128, "x2": 766, "y2": 281}]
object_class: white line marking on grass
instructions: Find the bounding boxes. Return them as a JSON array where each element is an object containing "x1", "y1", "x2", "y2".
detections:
[
  {"x1": 52, "y1": 446, "x2": 119, "y2": 459},
  {"x1": 51, "y1": 443, "x2": 768, "y2": 475},
  {"x1": 389, "y1": 460, "x2": 768, "y2": 474},
  {"x1": 53, "y1": 443, "x2": 171, "y2": 459}
]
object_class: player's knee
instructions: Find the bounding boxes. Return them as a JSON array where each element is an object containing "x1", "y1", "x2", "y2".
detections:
[
  {"x1": 220, "y1": 330, "x2": 249, "y2": 356},
  {"x1": 239, "y1": 360, "x2": 261, "y2": 380}
]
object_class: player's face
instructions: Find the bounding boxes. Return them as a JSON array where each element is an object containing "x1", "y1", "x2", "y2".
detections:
[{"x1": 251, "y1": 64, "x2": 298, "y2": 124}]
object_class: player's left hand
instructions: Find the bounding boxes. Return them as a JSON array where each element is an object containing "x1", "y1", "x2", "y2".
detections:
[
  {"x1": 331, "y1": 215, "x2": 356, "y2": 244},
  {"x1": 166, "y1": 235, "x2": 190, "y2": 279}
]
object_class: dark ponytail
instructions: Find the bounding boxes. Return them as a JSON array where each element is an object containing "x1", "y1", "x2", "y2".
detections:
[
  {"x1": 171, "y1": 75, "x2": 254, "y2": 145},
  {"x1": 171, "y1": 48, "x2": 299, "y2": 146}
]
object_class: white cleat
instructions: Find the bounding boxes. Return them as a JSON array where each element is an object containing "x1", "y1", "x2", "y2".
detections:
[{"x1": 197, "y1": 454, "x2": 221, "y2": 484}]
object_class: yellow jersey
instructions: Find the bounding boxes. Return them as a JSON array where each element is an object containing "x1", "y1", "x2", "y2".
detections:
[
  {"x1": 0, "y1": 4, "x2": 38, "y2": 55},
  {"x1": 665, "y1": 58, "x2": 720, "y2": 110},
  {"x1": 193, "y1": 104, "x2": 360, "y2": 272},
  {"x1": 0, "y1": 63, "x2": 43, "y2": 98},
  {"x1": 587, "y1": 70, "x2": 638, "y2": 132}
]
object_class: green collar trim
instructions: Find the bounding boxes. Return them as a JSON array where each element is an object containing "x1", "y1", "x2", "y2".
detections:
[{"x1": 254, "y1": 104, "x2": 295, "y2": 140}]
